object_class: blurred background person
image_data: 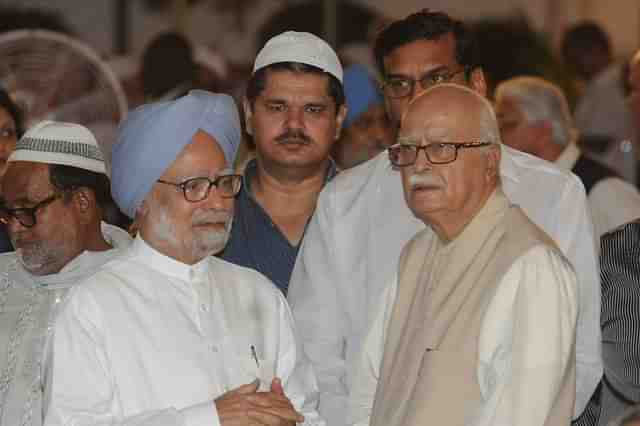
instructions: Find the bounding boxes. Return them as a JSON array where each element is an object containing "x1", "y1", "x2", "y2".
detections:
[
  {"x1": 332, "y1": 64, "x2": 393, "y2": 170},
  {"x1": 140, "y1": 31, "x2": 197, "y2": 102},
  {"x1": 561, "y1": 21, "x2": 635, "y2": 184},
  {"x1": 0, "y1": 88, "x2": 23, "y2": 182},
  {"x1": 495, "y1": 76, "x2": 640, "y2": 238},
  {"x1": 0, "y1": 88, "x2": 24, "y2": 252}
]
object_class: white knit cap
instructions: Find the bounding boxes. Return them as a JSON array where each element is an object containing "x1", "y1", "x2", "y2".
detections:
[
  {"x1": 253, "y1": 31, "x2": 343, "y2": 83},
  {"x1": 8, "y1": 120, "x2": 106, "y2": 175}
]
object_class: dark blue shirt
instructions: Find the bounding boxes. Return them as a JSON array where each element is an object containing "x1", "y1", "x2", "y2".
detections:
[
  {"x1": 0, "y1": 225, "x2": 12, "y2": 253},
  {"x1": 221, "y1": 159, "x2": 336, "y2": 295}
]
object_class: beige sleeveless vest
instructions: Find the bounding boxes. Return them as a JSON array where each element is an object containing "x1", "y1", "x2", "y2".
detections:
[{"x1": 370, "y1": 189, "x2": 575, "y2": 426}]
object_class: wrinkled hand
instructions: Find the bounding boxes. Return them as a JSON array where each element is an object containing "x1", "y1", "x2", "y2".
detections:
[{"x1": 216, "y1": 378, "x2": 304, "y2": 426}]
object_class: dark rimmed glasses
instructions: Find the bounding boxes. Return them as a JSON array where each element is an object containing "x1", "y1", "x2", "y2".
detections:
[
  {"x1": 0, "y1": 193, "x2": 61, "y2": 228},
  {"x1": 388, "y1": 141, "x2": 493, "y2": 167},
  {"x1": 158, "y1": 174, "x2": 242, "y2": 202},
  {"x1": 382, "y1": 68, "x2": 467, "y2": 99}
]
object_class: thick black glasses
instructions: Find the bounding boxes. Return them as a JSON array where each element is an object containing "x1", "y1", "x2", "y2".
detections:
[
  {"x1": 388, "y1": 141, "x2": 493, "y2": 167},
  {"x1": 382, "y1": 69, "x2": 467, "y2": 99},
  {"x1": 157, "y1": 174, "x2": 242, "y2": 202},
  {"x1": 0, "y1": 193, "x2": 61, "y2": 228}
]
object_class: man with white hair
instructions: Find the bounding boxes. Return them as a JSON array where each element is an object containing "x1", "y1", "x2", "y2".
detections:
[
  {"x1": 288, "y1": 11, "x2": 600, "y2": 426},
  {"x1": 0, "y1": 121, "x2": 131, "y2": 426},
  {"x1": 348, "y1": 84, "x2": 578, "y2": 426},
  {"x1": 45, "y1": 90, "x2": 324, "y2": 426},
  {"x1": 495, "y1": 76, "x2": 640, "y2": 238}
]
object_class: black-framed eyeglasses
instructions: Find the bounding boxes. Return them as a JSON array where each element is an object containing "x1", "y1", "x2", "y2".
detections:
[
  {"x1": 0, "y1": 193, "x2": 61, "y2": 228},
  {"x1": 382, "y1": 68, "x2": 467, "y2": 99},
  {"x1": 157, "y1": 174, "x2": 243, "y2": 202},
  {"x1": 388, "y1": 141, "x2": 493, "y2": 167}
]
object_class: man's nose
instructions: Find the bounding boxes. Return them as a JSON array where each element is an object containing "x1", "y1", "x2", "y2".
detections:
[
  {"x1": 413, "y1": 147, "x2": 432, "y2": 172},
  {"x1": 285, "y1": 107, "x2": 304, "y2": 130}
]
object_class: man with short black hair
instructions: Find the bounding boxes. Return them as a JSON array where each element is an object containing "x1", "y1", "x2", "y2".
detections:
[
  {"x1": 288, "y1": 10, "x2": 601, "y2": 425},
  {"x1": 221, "y1": 31, "x2": 346, "y2": 295},
  {"x1": 0, "y1": 120, "x2": 131, "y2": 426}
]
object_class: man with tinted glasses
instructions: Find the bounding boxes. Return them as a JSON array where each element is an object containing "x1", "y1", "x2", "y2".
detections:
[
  {"x1": 288, "y1": 9, "x2": 600, "y2": 426},
  {"x1": 45, "y1": 91, "x2": 325, "y2": 426},
  {"x1": 0, "y1": 120, "x2": 131, "y2": 426},
  {"x1": 349, "y1": 84, "x2": 577, "y2": 426}
]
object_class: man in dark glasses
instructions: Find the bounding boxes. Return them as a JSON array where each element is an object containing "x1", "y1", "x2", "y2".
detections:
[{"x1": 0, "y1": 120, "x2": 131, "y2": 426}]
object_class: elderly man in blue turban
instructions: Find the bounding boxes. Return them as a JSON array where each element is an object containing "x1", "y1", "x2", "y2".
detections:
[
  {"x1": 332, "y1": 64, "x2": 393, "y2": 170},
  {"x1": 45, "y1": 90, "x2": 325, "y2": 426}
]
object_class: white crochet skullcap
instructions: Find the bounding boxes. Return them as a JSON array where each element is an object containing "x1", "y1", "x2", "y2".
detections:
[
  {"x1": 9, "y1": 120, "x2": 106, "y2": 175},
  {"x1": 253, "y1": 31, "x2": 343, "y2": 83}
]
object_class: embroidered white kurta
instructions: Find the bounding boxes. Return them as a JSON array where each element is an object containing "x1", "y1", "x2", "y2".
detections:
[
  {"x1": 45, "y1": 236, "x2": 324, "y2": 426},
  {"x1": 0, "y1": 223, "x2": 131, "y2": 426},
  {"x1": 288, "y1": 145, "x2": 601, "y2": 426},
  {"x1": 348, "y1": 244, "x2": 578, "y2": 426}
]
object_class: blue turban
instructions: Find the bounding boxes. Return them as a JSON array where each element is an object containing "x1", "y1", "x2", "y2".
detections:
[
  {"x1": 343, "y1": 64, "x2": 383, "y2": 128},
  {"x1": 111, "y1": 90, "x2": 241, "y2": 218}
]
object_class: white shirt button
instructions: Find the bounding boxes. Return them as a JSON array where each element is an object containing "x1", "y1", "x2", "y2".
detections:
[{"x1": 200, "y1": 303, "x2": 209, "y2": 312}]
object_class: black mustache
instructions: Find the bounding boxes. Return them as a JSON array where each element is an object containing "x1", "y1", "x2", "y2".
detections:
[{"x1": 275, "y1": 130, "x2": 312, "y2": 145}]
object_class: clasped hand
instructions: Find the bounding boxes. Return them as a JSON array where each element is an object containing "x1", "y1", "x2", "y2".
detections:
[{"x1": 216, "y1": 377, "x2": 304, "y2": 426}]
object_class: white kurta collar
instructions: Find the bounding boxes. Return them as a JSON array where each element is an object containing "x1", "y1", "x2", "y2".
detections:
[
  {"x1": 8, "y1": 222, "x2": 132, "y2": 290},
  {"x1": 130, "y1": 235, "x2": 210, "y2": 283},
  {"x1": 555, "y1": 143, "x2": 581, "y2": 172}
]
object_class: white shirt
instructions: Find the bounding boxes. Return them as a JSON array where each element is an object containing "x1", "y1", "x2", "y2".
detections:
[
  {"x1": 287, "y1": 145, "x2": 601, "y2": 426},
  {"x1": 0, "y1": 223, "x2": 131, "y2": 426},
  {"x1": 555, "y1": 143, "x2": 640, "y2": 238},
  {"x1": 347, "y1": 245, "x2": 578, "y2": 426},
  {"x1": 45, "y1": 236, "x2": 324, "y2": 426}
]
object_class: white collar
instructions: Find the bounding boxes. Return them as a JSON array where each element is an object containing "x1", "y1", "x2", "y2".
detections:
[
  {"x1": 130, "y1": 235, "x2": 210, "y2": 283},
  {"x1": 555, "y1": 143, "x2": 581, "y2": 172}
]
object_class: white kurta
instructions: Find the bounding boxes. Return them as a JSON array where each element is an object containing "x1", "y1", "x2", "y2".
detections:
[
  {"x1": 288, "y1": 145, "x2": 601, "y2": 426},
  {"x1": 0, "y1": 223, "x2": 132, "y2": 426},
  {"x1": 555, "y1": 143, "x2": 640, "y2": 239},
  {"x1": 347, "y1": 244, "x2": 578, "y2": 426},
  {"x1": 45, "y1": 236, "x2": 324, "y2": 426}
]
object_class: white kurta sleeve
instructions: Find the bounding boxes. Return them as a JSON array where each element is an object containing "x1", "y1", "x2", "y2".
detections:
[
  {"x1": 44, "y1": 286, "x2": 218, "y2": 426},
  {"x1": 274, "y1": 291, "x2": 326, "y2": 426},
  {"x1": 288, "y1": 189, "x2": 349, "y2": 426},
  {"x1": 473, "y1": 245, "x2": 578, "y2": 426},
  {"x1": 550, "y1": 176, "x2": 602, "y2": 417},
  {"x1": 346, "y1": 279, "x2": 397, "y2": 426}
]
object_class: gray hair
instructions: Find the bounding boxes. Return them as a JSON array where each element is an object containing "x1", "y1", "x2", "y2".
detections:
[{"x1": 495, "y1": 76, "x2": 574, "y2": 146}]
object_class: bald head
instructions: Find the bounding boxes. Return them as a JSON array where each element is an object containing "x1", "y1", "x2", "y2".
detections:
[
  {"x1": 400, "y1": 83, "x2": 501, "y2": 145},
  {"x1": 395, "y1": 83, "x2": 501, "y2": 241}
]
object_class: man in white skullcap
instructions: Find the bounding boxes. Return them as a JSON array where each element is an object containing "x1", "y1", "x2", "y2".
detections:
[
  {"x1": 0, "y1": 120, "x2": 132, "y2": 426},
  {"x1": 221, "y1": 31, "x2": 347, "y2": 295},
  {"x1": 45, "y1": 90, "x2": 325, "y2": 426}
]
